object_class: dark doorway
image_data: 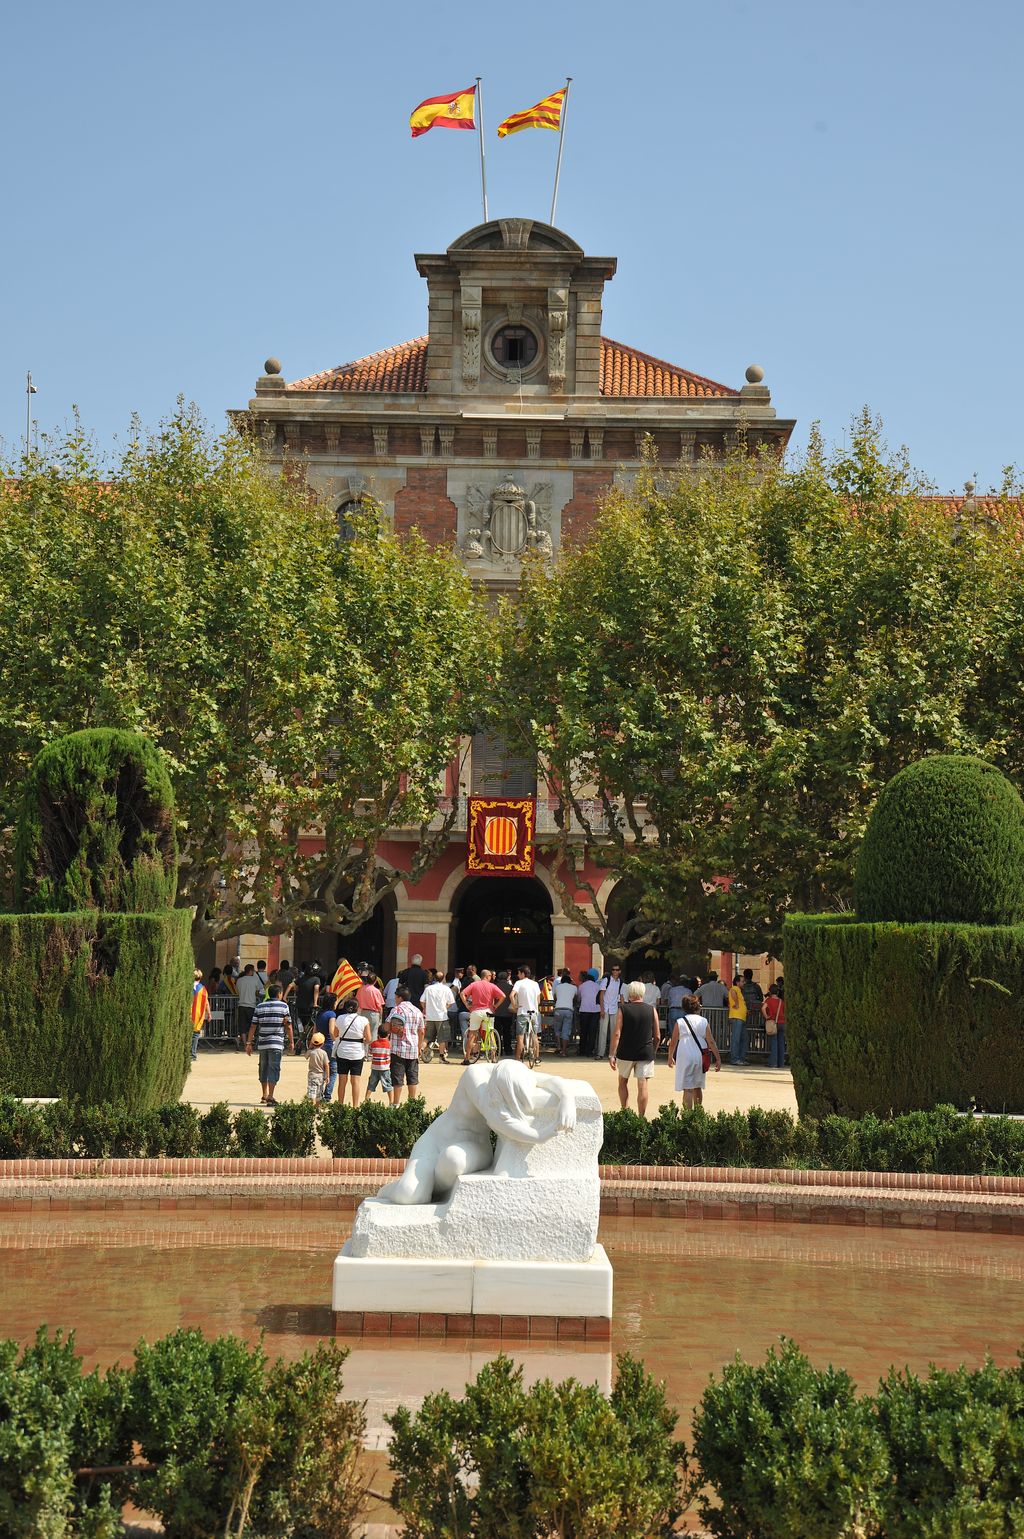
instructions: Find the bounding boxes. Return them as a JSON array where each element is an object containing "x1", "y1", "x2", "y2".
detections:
[
  {"x1": 292, "y1": 892, "x2": 397, "y2": 980},
  {"x1": 451, "y1": 876, "x2": 553, "y2": 978}
]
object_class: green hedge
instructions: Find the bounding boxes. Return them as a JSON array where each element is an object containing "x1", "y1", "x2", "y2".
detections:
[
  {"x1": 0, "y1": 910, "x2": 193, "y2": 1111},
  {"x1": 690, "y1": 1339, "x2": 1024, "y2": 1539},
  {"x1": 5, "y1": 1329, "x2": 1024, "y2": 1539},
  {"x1": 0, "y1": 1327, "x2": 364, "y2": 1539},
  {"x1": 784, "y1": 913, "x2": 1024, "y2": 1118},
  {"x1": 15, "y1": 728, "x2": 178, "y2": 915},
  {"x1": 5, "y1": 1094, "x2": 1024, "y2": 1175}
]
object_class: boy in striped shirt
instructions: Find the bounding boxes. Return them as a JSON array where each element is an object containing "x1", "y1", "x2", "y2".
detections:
[{"x1": 367, "y1": 1021, "x2": 393, "y2": 1098}]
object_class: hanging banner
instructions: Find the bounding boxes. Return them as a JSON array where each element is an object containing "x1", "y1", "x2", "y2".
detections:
[{"x1": 467, "y1": 796, "x2": 536, "y2": 877}]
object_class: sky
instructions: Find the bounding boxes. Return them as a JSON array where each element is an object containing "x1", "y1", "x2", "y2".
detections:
[{"x1": 2, "y1": 0, "x2": 1021, "y2": 490}]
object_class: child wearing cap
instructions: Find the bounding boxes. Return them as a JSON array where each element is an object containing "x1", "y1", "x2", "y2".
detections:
[
  {"x1": 306, "y1": 1031, "x2": 331, "y2": 1102},
  {"x1": 367, "y1": 1021, "x2": 393, "y2": 1098}
]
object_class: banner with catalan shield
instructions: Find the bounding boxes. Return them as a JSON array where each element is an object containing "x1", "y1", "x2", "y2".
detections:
[{"x1": 467, "y1": 796, "x2": 536, "y2": 877}]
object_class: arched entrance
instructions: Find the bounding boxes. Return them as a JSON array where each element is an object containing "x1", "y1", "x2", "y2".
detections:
[{"x1": 450, "y1": 876, "x2": 553, "y2": 978}]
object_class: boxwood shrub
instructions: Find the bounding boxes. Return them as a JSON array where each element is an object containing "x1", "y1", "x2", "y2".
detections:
[{"x1": 784, "y1": 913, "x2": 1024, "y2": 1117}]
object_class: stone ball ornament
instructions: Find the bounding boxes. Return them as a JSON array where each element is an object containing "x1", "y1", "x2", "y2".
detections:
[
  {"x1": 263, "y1": 357, "x2": 282, "y2": 376},
  {"x1": 745, "y1": 364, "x2": 765, "y2": 383}
]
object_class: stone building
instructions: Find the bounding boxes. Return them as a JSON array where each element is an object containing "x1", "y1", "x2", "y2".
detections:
[{"x1": 231, "y1": 218, "x2": 794, "y2": 979}]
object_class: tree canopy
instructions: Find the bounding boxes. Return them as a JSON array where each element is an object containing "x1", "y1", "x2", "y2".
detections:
[
  {"x1": 0, "y1": 408, "x2": 492, "y2": 941},
  {"x1": 504, "y1": 415, "x2": 1023, "y2": 960}
]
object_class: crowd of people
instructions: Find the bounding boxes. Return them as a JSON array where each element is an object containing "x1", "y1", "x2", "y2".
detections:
[{"x1": 194, "y1": 953, "x2": 786, "y2": 1116}]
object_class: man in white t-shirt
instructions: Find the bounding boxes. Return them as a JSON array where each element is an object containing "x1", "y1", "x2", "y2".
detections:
[
  {"x1": 596, "y1": 964, "x2": 623, "y2": 1059},
  {"x1": 509, "y1": 965, "x2": 542, "y2": 1061},
  {"x1": 421, "y1": 971, "x2": 456, "y2": 1062}
]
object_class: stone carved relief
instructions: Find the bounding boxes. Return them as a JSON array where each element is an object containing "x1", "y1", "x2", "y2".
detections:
[
  {"x1": 461, "y1": 477, "x2": 554, "y2": 564},
  {"x1": 548, "y1": 287, "x2": 568, "y2": 390},
  {"x1": 461, "y1": 284, "x2": 481, "y2": 387}
]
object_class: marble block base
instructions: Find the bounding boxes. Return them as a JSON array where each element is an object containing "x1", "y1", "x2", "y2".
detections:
[{"x1": 333, "y1": 1243, "x2": 612, "y2": 1331}]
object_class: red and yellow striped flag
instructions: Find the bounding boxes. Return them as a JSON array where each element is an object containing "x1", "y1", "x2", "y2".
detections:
[
  {"x1": 410, "y1": 85, "x2": 476, "y2": 138},
  {"x1": 330, "y1": 958, "x2": 362, "y2": 1000},
  {"x1": 497, "y1": 87, "x2": 566, "y2": 138}
]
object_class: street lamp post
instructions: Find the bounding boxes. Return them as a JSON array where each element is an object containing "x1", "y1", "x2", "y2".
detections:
[{"x1": 25, "y1": 372, "x2": 37, "y2": 457}]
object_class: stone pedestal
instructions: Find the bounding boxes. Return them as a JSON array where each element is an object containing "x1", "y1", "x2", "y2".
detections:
[{"x1": 332, "y1": 1066, "x2": 612, "y2": 1337}]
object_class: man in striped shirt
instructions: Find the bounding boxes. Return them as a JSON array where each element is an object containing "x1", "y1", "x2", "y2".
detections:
[{"x1": 245, "y1": 982, "x2": 294, "y2": 1106}]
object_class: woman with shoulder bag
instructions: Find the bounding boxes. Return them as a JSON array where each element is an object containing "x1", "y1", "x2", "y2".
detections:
[
  {"x1": 668, "y1": 993, "x2": 721, "y2": 1108},
  {"x1": 332, "y1": 992, "x2": 372, "y2": 1106}
]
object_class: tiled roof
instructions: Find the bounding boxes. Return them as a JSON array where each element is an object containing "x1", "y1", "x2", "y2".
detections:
[
  {"x1": 599, "y1": 338, "x2": 736, "y2": 398},
  {"x1": 289, "y1": 338, "x2": 429, "y2": 393},
  {"x1": 287, "y1": 337, "x2": 737, "y2": 398}
]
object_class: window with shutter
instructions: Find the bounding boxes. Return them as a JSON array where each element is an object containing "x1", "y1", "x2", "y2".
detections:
[{"x1": 470, "y1": 733, "x2": 536, "y2": 797}]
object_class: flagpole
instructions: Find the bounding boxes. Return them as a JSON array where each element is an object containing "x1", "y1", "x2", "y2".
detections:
[
  {"x1": 475, "y1": 77, "x2": 489, "y2": 221},
  {"x1": 549, "y1": 77, "x2": 572, "y2": 226}
]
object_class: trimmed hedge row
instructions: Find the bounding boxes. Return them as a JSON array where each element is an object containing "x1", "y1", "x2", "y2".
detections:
[
  {"x1": 4, "y1": 1094, "x2": 1024, "y2": 1175},
  {"x1": 3, "y1": 1328, "x2": 1023, "y2": 1538},
  {"x1": 602, "y1": 1100, "x2": 1024, "y2": 1173},
  {"x1": 0, "y1": 911, "x2": 193, "y2": 1112},
  {"x1": 784, "y1": 913, "x2": 1024, "y2": 1118}
]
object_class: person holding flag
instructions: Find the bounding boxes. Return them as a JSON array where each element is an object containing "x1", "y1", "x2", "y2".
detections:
[
  {"x1": 190, "y1": 969, "x2": 210, "y2": 1062},
  {"x1": 330, "y1": 956, "x2": 363, "y2": 1002}
]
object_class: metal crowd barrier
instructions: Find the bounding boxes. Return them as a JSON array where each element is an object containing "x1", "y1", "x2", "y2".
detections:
[{"x1": 205, "y1": 994, "x2": 239, "y2": 1042}]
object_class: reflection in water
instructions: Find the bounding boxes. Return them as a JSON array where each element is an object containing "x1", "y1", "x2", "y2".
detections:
[{"x1": 1, "y1": 1209, "x2": 1022, "y2": 1437}]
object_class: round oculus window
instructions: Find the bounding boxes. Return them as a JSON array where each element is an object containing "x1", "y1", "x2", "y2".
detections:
[{"x1": 490, "y1": 324, "x2": 539, "y2": 370}]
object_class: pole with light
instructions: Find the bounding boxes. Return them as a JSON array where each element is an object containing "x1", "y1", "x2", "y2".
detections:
[{"x1": 25, "y1": 372, "x2": 37, "y2": 457}]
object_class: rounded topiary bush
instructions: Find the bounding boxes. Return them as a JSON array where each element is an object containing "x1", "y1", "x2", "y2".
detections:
[
  {"x1": 854, "y1": 755, "x2": 1024, "y2": 925},
  {"x1": 15, "y1": 728, "x2": 177, "y2": 913}
]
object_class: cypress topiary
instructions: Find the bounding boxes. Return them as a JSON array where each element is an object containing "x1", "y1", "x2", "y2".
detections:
[
  {"x1": 0, "y1": 730, "x2": 190, "y2": 1110},
  {"x1": 854, "y1": 754, "x2": 1024, "y2": 925},
  {"x1": 15, "y1": 728, "x2": 178, "y2": 915}
]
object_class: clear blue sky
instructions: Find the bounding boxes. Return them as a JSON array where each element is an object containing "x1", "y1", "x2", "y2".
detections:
[{"x1": 3, "y1": 0, "x2": 1021, "y2": 490}]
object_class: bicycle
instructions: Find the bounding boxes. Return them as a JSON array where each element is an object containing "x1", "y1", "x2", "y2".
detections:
[
  {"x1": 466, "y1": 1013, "x2": 500, "y2": 1064},
  {"x1": 520, "y1": 1012, "x2": 541, "y2": 1069}
]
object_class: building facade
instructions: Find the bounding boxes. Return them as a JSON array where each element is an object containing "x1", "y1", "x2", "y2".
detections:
[{"x1": 231, "y1": 218, "x2": 794, "y2": 979}]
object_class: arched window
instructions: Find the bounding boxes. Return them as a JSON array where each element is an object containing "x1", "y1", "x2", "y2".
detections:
[{"x1": 336, "y1": 497, "x2": 379, "y2": 542}]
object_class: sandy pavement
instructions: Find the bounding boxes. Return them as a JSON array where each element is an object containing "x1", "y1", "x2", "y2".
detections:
[{"x1": 184, "y1": 1042, "x2": 798, "y2": 1118}]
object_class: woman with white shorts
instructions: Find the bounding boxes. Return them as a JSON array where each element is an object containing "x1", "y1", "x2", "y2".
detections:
[{"x1": 668, "y1": 993, "x2": 721, "y2": 1108}]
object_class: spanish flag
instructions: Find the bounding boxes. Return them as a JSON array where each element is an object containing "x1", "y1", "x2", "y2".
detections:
[
  {"x1": 497, "y1": 88, "x2": 565, "y2": 138},
  {"x1": 330, "y1": 957, "x2": 362, "y2": 1001},
  {"x1": 410, "y1": 85, "x2": 477, "y2": 138}
]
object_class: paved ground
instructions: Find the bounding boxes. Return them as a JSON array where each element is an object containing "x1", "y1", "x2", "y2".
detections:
[{"x1": 184, "y1": 1044, "x2": 798, "y2": 1117}]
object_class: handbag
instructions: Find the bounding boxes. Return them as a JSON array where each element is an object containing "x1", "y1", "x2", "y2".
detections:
[{"x1": 686, "y1": 1018, "x2": 714, "y2": 1073}]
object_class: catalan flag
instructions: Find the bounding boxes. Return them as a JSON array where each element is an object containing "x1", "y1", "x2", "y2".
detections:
[
  {"x1": 330, "y1": 957, "x2": 362, "y2": 1001},
  {"x1": 497, "y1": 87, "x2": 566, "y2": 138},
  {"x1": 410, "y1": 85, "x2": 477, "y2": 138}
]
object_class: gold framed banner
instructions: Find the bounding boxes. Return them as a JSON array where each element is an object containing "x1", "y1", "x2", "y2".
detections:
[{"x1": 467, "y1": 796, "x2": 536, "y2": 877}]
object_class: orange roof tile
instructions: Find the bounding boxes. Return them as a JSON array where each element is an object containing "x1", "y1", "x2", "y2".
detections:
[
  {"x1": 599, "y1": 337, "x2": 736, "y2": 399},
  {"x1": 288, "y1": 336, "x2": 737, "y2": 398},
  {"x1": 289, "y1": 337, "x2": 429, "y2": 393}
]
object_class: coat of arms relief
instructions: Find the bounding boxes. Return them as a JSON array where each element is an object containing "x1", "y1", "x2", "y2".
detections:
[{"x1": 460, "y1": 477, "x2": 555, "y2": 565}]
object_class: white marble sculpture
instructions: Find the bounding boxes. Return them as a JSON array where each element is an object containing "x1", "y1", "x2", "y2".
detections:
[{"x1": 333, "y1": 1060, "x2": 612, "y2": 1319}]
